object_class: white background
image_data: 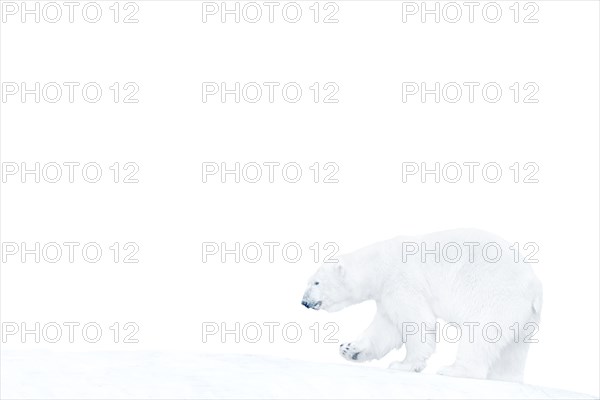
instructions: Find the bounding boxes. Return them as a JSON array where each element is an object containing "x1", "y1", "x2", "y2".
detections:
[{"x1": 1, "y1": 0, "x2": 599, "y2": 397}]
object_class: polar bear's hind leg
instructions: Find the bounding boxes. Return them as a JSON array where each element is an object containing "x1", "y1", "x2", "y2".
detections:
[{"x1": 487, "y1": 340, "x2": 530, "y2": 382}]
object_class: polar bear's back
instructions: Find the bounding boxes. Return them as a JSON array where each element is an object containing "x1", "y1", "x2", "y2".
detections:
[{"x1": 388, "y1": 229, "x2": 542, "y2": 323}]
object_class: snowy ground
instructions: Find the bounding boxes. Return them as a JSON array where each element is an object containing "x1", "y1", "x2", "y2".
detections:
[{"x1": 1, "y1": 351, "x2": 596, "y2": 399}]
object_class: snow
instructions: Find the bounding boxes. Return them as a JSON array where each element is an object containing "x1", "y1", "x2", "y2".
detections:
[{"x1": 1, "y1": 351, "x2": 596, "y2": 399}]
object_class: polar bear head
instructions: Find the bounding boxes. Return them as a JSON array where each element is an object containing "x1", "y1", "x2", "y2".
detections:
[{"x1": 301, "y1": 250, "x2": 379, "y2": 312}]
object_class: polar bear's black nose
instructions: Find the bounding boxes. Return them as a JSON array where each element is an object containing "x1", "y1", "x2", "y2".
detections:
[{"x1": 302, "y1": 300, "x2": 311, "y2": 308}]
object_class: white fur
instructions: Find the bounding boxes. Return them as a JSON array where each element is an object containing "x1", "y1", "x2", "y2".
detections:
[{"x1": 302, "y1": 229, "x2": 542, "y2": 382}]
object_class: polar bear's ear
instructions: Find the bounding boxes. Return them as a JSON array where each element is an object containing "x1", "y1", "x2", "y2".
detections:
[{"x1": 335, "y1": 263, "x2": 344, "y2": 276}]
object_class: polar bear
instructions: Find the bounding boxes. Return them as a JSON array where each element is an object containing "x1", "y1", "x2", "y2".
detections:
[{"x1": 301, "y1": 229, "x2": 542, "y2": 382}]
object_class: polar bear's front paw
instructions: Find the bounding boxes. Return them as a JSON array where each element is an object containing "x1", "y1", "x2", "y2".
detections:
[
  {"x1": 339, "y1": 342, "x2": 369, "y2": 362},
  {"x1": 389, "y1": 360, "x2": 426, "y2": 373}
]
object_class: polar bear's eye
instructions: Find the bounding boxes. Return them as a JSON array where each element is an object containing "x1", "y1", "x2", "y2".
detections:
[{"x1": 314, "y1": 281, "x2": 320, "y2": 285}]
